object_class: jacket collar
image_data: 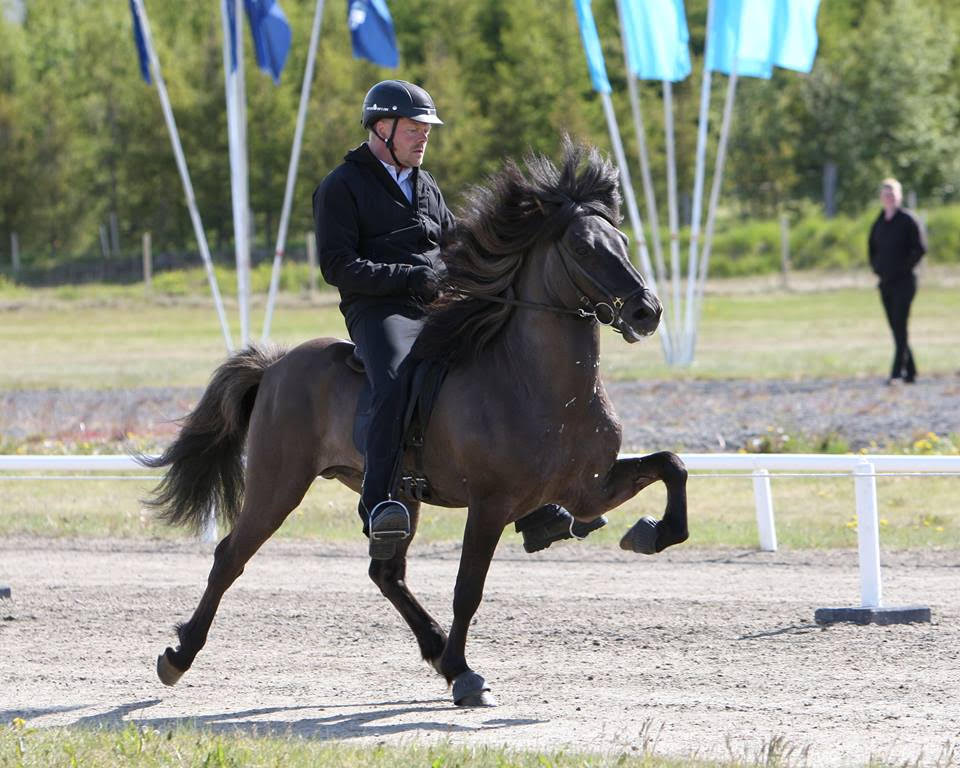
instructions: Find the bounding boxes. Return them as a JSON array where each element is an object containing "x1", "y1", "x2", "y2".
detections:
[{"x1": 346, "y1": 142, "x2": 419, "y2": 209}]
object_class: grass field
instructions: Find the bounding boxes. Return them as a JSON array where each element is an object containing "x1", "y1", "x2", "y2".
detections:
[
  {"x1": 1, "y1": 273, "x2": 959, "y2": 548},
  {"x1": 0, "y1": 720, "x2": 906, "y2": 768},
  {"x1": 2, "y1": 271, "x2": 960, "y2": 389},
  {"x1": 0, "y1": 468, "x2": 955, "y2": 549}
]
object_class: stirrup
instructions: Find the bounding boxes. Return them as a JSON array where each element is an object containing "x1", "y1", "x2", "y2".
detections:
[{"x1": 368, "y1": 500, "x2": 411, "y2": 560}]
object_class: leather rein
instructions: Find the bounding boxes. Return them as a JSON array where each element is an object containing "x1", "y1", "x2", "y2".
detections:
[{"x1": 455, "y1": 219, "x2": 646, "y2": 331}]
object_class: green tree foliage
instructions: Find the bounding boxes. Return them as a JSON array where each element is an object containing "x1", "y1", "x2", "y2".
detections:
[{"x1": 1, "y1": 0, "x2": 960, "y2": 264}]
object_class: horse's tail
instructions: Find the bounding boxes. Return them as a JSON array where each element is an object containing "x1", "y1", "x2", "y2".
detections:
[{"x1": 138, "y1": 344, "x2": 287, "y2": 533}]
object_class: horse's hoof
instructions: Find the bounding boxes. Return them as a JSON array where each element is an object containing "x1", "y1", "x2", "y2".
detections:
[
  {"x1": 619, "y1": 516, "x2": 659, "y2": 555},
  {"x1": 457, "y1": 690, "x2": 498, "y2": 707},
  {"x1": 452, "y1": 670, "x2": 496, "y2": 707},
  {"x1": 157, "y1": 648, "x2": 185, "y2": 686}
]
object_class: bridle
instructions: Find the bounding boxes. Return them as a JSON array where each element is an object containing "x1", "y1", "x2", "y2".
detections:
[{"x1": 457, "y1": 214, "x2": 648, "y2": 333}]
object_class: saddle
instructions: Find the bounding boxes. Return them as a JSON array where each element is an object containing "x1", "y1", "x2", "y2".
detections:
[{"x1": 349, "y1": 348, "x2": 448, "y2": 503}]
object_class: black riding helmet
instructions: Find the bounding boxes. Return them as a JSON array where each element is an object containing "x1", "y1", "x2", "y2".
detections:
[
  {"x1": 361, "y1": 80, "x2": 443, "y2": 128},
  {"x1": 362, "y1": 80, "x2": 442, "y2": 167}
]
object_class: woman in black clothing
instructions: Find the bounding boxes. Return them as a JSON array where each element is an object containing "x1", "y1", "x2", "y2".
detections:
[{"x1": 868, "y1": 177, "x2": 926, "y2": 384}]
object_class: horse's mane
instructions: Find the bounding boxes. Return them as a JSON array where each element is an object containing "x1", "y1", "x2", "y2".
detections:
[{"x1": 414, "y1": 138, "x2": 622, "y2": 364}]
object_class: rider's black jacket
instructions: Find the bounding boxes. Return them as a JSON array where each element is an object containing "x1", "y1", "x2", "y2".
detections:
[{"x1": 312, "y1": 142, "x2": 454, "y2": 325}]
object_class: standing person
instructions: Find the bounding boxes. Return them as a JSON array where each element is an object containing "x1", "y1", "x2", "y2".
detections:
[
  {"x1": 313, "y1": 80, "x2": 603, "y2": 559},
  {"x1": 868, "y1": 177, "x2": 926, "y2": 384}
]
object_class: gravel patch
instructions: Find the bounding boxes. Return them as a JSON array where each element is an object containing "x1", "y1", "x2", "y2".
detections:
[{"x1": 2, "y1": 374, "x2": 959, "y2": 452}]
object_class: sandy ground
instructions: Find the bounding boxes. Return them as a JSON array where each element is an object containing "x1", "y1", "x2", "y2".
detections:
[{"x1": 1, "y1": 535, "x2": 958, "y2": 766}]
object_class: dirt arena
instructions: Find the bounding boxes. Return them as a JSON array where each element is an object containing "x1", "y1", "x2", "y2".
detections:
[{"x1": 1, "y1": 535, "x2": 957, "y2": 766}]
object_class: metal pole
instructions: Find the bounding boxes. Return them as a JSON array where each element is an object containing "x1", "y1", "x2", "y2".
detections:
[
  {"x1": 263, "y1": 0, "x2": 327, "y2": 340},
  {"x1": 600, "y1": 91, "x2": 673, "y2": 361},
  {"x1": 613, "y1": 0, "x2": 668, "y2": 297},
  {"x1": 854, "y1": 461, "x2": 883, "y2": 608},
  {"x1": 662, "y1": 81, "x2": 682, "y2": 362},
  {"x1": 689, "y1": 70, "x2": 738, "y2": 361},
  {"x1": 131, "y1": 0, "x2": 233, "y2": 351},
  {"x1": 752, "y1": 469, "x2": 777, "y2": 551},
  {"x1": 234, "y1": 0, "x2": 251, "y2": 347},
  {"x1": 681, "y1": 0, "x2": 715, "y2": 364}
]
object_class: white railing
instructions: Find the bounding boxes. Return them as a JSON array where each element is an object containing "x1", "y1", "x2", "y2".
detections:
[{"x1": 3, "y1": 453, "x2": 959, "y2": 610}]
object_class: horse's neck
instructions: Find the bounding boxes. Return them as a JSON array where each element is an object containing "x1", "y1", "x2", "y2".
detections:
[{"x1": 496, "y1": 253, "x2": 602, "y2": 402}]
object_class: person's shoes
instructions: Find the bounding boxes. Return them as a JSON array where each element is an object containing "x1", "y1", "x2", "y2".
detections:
[
  {"x1": 367, "y1": 500, "x2": 410, "y2": 560},
  {"x1": 904, "y1": 375, "x2": 916, "y2": 384},
  {"x1": 515, "y1": 504, "x2": 607, "y2": 553}
]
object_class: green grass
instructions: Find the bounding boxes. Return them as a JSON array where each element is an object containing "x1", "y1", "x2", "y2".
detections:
[
  {"x1": 2, "y1": 275, "x2": 960, "y2": 389},
  {"x1": 1, "y1": 470, "x2": 956, "y2": 550},
  {"x1": 0, "y1": 720, "x2": 844, "y2": 768}
]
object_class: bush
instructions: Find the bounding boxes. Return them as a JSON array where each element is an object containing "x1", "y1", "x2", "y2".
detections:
[{"x1": 705, "y1": 203, "x2": 960, "y2": 276}]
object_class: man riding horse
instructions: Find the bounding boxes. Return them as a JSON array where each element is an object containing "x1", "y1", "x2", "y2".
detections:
[{"x1": 312, "y1": 80, "x2": 605, "y2": 559}]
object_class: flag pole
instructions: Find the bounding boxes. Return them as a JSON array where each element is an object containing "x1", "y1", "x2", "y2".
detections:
[
  {"x1": 221, "y1": 0, "x2": 250, "y2": 348},
  {"x1": 132, "y1": 0, "x2": 233, "y2": 352},
  {"x1": 690, "y1": 68, "x2": 738, "y2": 361},
  {"x1": 235, "y1": 0, "x2": 252, "y2": 348},
  {"x1": 681, "y1": 0, "x2": 715, "y2": 365},
  {"x1": 613, "y1": 0, "x2": 668, "y2": 305},
  {"x1": 662, "y1": 80, "x2": 682, "y2": 362},
  {"x1": 600, "y1": 92, "x2": 673, "y2": 361},
  {"x1": 263, "y1": 0, "x2": 327, "y2": 340}
]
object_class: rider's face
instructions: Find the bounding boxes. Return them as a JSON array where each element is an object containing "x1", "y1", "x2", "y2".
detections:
[{"x1": 375, "y1": 117, "x2": 431, "y2": 168}]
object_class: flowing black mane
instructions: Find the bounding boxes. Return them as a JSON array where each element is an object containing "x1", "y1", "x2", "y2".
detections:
[{"x1": 413, "y1": 139, "x2": 622, "y2": 363}]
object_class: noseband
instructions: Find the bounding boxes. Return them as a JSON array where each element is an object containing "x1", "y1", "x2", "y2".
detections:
[{"x1": 457, "y1": 215, "x2": 646, "y2": 331}]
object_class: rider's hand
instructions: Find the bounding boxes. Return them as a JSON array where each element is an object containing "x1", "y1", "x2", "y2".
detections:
[{"x1": 409, "y1": 266, "x2": 440, "y2": 302}]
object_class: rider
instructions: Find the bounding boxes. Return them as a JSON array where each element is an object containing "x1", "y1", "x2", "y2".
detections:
[{"x1": 313, "y1": 80, "x2": 605, "y2": 559}]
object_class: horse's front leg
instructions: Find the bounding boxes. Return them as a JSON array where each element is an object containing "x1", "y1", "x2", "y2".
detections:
[
  {"x1": 438, "y1": 503, "x2": 503, "y2": 707},
  {"x1": 367, "y1": 501, "x2": 448, "y2": 675},
  {"x1": 600, "y1": 451, "x2": 688, "y2": 554}
]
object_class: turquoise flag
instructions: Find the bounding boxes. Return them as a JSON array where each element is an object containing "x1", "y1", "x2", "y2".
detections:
[
  {"x1": 707, "y1": 0, "x2": 820, "y2": 77},
  {"x1": 572, "y1": 0, "x2": 611, "y2": 94},
  {"x1": 620, "y1": 0, "x2": 691, "y2": 82},
  {"x1": 770, "y1": 0, "x2": 820, "y2": 73},
  {"x1": 705, "y1": 0, "x2": 772, "y2": 78}
]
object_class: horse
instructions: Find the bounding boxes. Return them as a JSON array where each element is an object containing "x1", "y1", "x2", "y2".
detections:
[{"x1": 143, "y1": 140, "x2": 688, "y2": 707}]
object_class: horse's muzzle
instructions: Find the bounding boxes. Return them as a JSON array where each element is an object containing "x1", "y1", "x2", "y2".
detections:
[{"x1": 620, "y1": 289, "x2": 662, "y2": 342}]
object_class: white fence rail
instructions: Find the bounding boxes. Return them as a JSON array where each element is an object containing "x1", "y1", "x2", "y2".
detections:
[{"x1": 3, "y1": 452, "x2": 960, "y2": 611}]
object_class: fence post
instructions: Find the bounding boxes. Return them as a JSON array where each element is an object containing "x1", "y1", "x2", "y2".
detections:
[
  {"x1": 779, "y1": 213, "x2": 791, "y2": 290},
  {"x1": 306, "y1": 231, "x2": 318, "y2": 296},
  {"x1": 202, "y1": 504, "x2": 218, "y2": 545},
  {"x1": 853, "y1": 460, "x2": 882, "y2": 608},
  {"x1": 10, "y1": 232, "x2": 19, "y2": 275},
  {"x1": 109, "y1": 211, "x2": 120, "y2": 256},
  {"x1": 142, "y1": 232, "x2": 153, "y2": 292},
  {"x1": 752, "y1": 469, "x2": 777, "y2": 551}
]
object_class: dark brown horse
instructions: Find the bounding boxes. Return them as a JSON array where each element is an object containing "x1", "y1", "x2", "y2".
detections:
[{"x1": 143, "y1": 141, "x2": 688, "y2": 707}]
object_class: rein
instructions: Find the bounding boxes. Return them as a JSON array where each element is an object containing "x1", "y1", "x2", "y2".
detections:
[{"x1": 453, "y1": 217, "x2": 645, "y2": 331}]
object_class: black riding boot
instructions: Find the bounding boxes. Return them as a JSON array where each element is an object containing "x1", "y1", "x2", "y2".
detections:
[{"x1": 515, "y1": 504, "x2": 607, "y2": 553}]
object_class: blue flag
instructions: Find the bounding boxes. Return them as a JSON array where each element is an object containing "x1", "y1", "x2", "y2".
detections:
[
  {"x1": 129, "y1": 0, "x2": 151, "y2": 85},
  {"x1": 620, "y1": 0, "x2": 691, "y2": 82},
  {"x1": 770, "y1": 0, "x2": 820, "y2": 73},
  {"x1": 572, "y1": 0, "x2": 611, "y2": 94},
  {"x1": 245, "y1": 0, "x2": 292, "y2": 83},
  {"x1": 348, "y1": 0, "x2": 399, "y2": 68}
]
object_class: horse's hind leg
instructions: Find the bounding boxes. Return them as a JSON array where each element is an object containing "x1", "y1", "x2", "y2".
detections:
[
  {"x1": 368, "y1": 502, "x2": 448, "y2": 674},
  {"x1": 157, "y1": 451, "x2": 315, "y2": 686},
  {"x1": 599, "y1": 451, "x2": 688, "y2": 555}
]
